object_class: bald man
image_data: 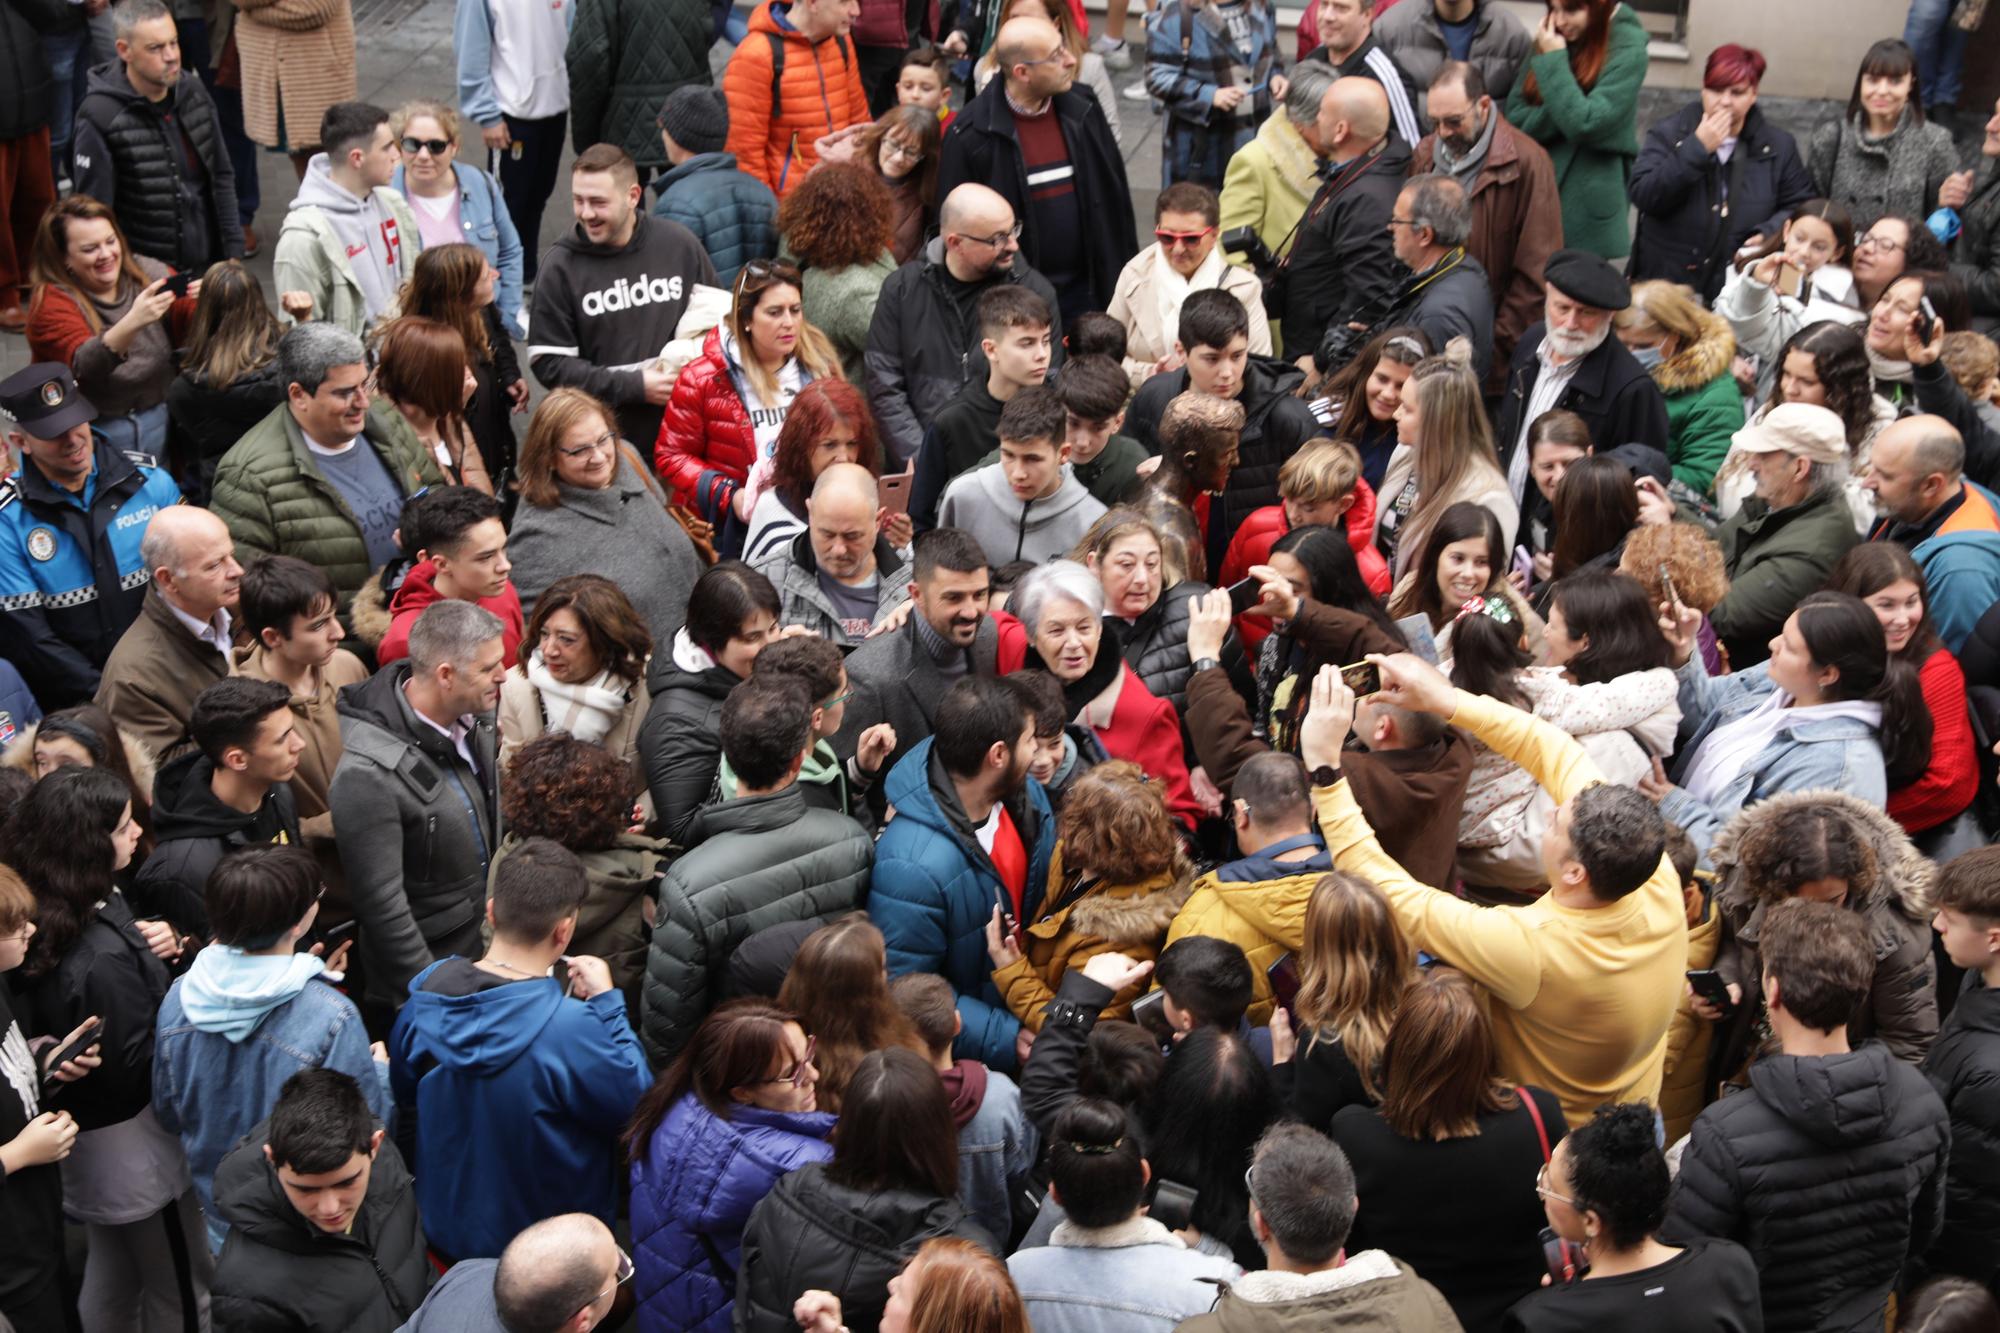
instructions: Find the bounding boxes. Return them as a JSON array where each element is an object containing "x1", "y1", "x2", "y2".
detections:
[
  {"x1": 396, "y1": 1213, "x2": 622, "y2": 1332},
  {"x1": 97, "y1": 506, "x2": 242, "y2": 760},
  {"x1": 938, "y1": 13, "x2": 1137, "y2": 325},
  {"x1": 1279, "y1": 76, "x2": 1411, "y2": 375},
  {"x1": 1864, "y1": 414, "x2": 2000, "y2": 652},
  {"x1": 864, "y1": 182, "x2": 1066, "y2": 464},
  {"x1": 753, "y1": 462, "x2": 916, "y2": 644}
]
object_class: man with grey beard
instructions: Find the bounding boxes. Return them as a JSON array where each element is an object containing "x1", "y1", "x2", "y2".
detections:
[{"x1": 1492, "y1": 248, "x2": 1671, "y2": 506}]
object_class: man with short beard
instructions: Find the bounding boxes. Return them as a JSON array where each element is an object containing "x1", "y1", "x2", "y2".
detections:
[{"x1": 1492, "y1": 249, "x2": 1670, "y2": 506}]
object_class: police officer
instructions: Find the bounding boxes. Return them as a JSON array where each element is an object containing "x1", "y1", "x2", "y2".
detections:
[{"x1": 0, "y1": 363, "x2": 183, "y2": 708}]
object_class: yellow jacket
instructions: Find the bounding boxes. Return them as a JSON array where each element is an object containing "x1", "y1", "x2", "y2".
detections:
[
  {"x1": 992, "y1": 843, "x2": 1192, "y2": 1031},
  {"x1": 1314, "y1": 690, "x2": 1689, "y2": 1126},
  {"x1": 1165, "y1": 868, "x2": 1322, "y2": 1025},
  {"x1": 1659, "y1": 897, "x2": 1721, "y2": 1144}
]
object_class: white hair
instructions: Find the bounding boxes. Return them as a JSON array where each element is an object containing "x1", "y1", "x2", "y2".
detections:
[{"x1": 1010, "y1": 559, "x2": 1105, "y2": 634}]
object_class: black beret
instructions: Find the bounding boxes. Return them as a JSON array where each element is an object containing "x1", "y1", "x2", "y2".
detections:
[{"x1": 1543, "y1": 249, "x2": 1631, "y2": 311}]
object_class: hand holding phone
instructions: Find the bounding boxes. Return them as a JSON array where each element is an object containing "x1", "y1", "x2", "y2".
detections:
[
  {"x1": 1540, "y1": 1226, "x2": 1589, "y2": 1285},
  {"x1": 163, "y1": 272, "x2": 192, "y2": 298},
  {"x1": 1130, "y1": 988, "x2": 1176, "y2": 1044},
  {"x1": 1225, "y1": 575, "x2": 1263, "y2": 617},
  {"x1": 1337, "y1": 660, "x2": 1382, "y2": 697},
  {"x1": 878, "y1": 466, "x2": 914, "y2": 517},
  {"x1": 1686, "y1": 969, "x2": 1737, "y2": 1019},
  {"x1": 41, "y1": 1015, "x2": 104, "y2": 1087}
]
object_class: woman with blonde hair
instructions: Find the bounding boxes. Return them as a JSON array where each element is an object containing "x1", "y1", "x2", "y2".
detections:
[
  {"x1": 506, "y1": 388, "x2": 704, "y2": 655},
  {"x1": 985, "y1": 760, "x2": 1195, "y2": 1027},
  {"x1": 1376, "y1": 354, "x2": 1516, "y2": 579},
  {"x1": 399, "y1": 242, "x2": 527, "y2": 484},
  {"x1": 655, "y1": 259, "x2": 845, "y2": 537},
  {"x1": 371, "y1": 316, "x2": 495, "y2": 493},
  {"x1": 776, "y1": 915, "x2": 927, "y2": 1114},
  {"x1": 796, "y1": 1238, "x2": 1030, "y2": 1333},
  {"x1": 1332, "y1": 966, "x2": 1567, "y2": 1331},
  {"x1": 1612, "y1": 280, "x2": 1743, "y2": 496},
  {"x1": 27, "y1": 196, "x2": 199, "y2": 455},
  {"x1": 1278, "y1": 870, "x2": 1411, "y2": 1130},
  {"x1": 166, "y1": 261, "x2": 288, "y2": 504},
  {"x1": 389, "y1": 99, "x2": 526, "y2": 337}
]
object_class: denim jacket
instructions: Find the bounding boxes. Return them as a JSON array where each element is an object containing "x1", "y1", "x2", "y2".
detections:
[
  {"x1": 1007, "y1": 1216, "x2": 1241, "y2": 1332},
  {"x1": 1663, "y1": 657, "x2": 1887, "y2": 860},
  {"x1": 392, "y1": 162, "x2": 526, "y2": 338},
  {"x1": 956, "y1": 1068, "x2": 1039, "y2": 1243},
  {"x1": 154, "y1": 969, "x2": 388, "y2": 1249}
]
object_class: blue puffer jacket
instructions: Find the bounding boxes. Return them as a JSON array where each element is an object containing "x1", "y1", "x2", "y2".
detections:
[
  {"x1": 630, "y1": 1092, "x2": 834, "y2": 1333},
  {"x1": 872, "y1": 738, "x2": 1055, "y2": 1073},
  {"x1": 652, "y1": 152, "x2": 779, "y2": 289},
  {"x1": 1663, "y1": 657, "x2": 1886, "y2": 863}
]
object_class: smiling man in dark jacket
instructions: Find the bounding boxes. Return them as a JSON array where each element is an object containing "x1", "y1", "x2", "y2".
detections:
[
  {"x1": 1664, "y1": 899, "x2": 1950, "y2": 1333},
  {"x1": 937, "y1": 16, "x2": 1136, "y2": 325},
  {"x1": 209, "y1": 1069, "x2": 431, "y2": 1332},
  {"x1": 74, "y1": 0, "x2": 241, "y2": 273}
]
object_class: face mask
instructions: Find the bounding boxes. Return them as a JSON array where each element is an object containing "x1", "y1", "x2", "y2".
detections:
[{"x1": 1629, "y1": 343, "x2": 1667, "y2": 370}]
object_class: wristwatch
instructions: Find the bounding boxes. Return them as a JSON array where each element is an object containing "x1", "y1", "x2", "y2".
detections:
[
  {"x1": 1310, "y1": 764, "x2": 1343, "y2": 788},
  {"x1": 1191, "y1": 656, "x2": 1222, "y2": 674}
]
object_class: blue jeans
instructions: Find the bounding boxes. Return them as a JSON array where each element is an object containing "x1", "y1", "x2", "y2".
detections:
[
  {"x1": 1905, "y1": 0, "x2": 1970, "y2": 110},
  {"x1": 41, "y1": 28, "x2": 90, "y2": 179}
]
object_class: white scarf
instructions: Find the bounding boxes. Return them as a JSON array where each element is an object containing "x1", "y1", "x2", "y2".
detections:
[
  {"x1": 1682, "y1": 689, "x2": 1882, "y2": 808},
  {"x1": 1153, "y1": 243, "x2": 1229, "y2": 355},
  {"x1": 1866, "y1": 343, "x2": 1913, "y2": 386},
  {"x1": 525, "y1": 651, "x2": 632, "y2": 746}
]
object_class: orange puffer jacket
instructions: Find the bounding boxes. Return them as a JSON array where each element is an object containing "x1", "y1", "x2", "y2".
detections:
[{"x1": 722, "y1": 1, "x2": 871, "y2": 197}]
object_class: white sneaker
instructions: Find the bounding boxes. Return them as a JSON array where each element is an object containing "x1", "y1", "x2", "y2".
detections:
[
  {"x1": 1093, "y1": 35, "x2": 1135, "y2": 70},
  {"x1": 1123, "y1": 80, "x2": 1153, "y2": 101}
]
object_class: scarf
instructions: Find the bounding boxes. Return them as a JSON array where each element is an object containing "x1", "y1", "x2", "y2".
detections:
[
  {"x1": 525, "y1": 651, "x2": 633, "y2": 746},
  {"x1": 1431, "y1": 107, "x2": 1497, "y2": 187},
  {"x1": 1866, "y1": 343, "x2": 1913, "y2": 388},
  {"x1": 1153, "y1": 241, "x2": 1230, "y2": 351}
]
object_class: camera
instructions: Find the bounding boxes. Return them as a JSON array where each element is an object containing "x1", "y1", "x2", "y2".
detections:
[{"x1": 1220, "y1": 225, "x2": 1274, "y2": 273}]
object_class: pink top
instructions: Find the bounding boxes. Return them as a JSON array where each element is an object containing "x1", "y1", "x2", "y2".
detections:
[{"x1": 407, "y1": 187, "x2": 464, "y2": 252}]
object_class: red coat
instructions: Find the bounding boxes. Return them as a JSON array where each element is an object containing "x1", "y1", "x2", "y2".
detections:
[
  {"x1": 654, "y1": 327, "x2": 758, "y2": 522},
  {"x1": 1887, "y1": 646, "x2": 1980, "y2": 834},
  {"x1": 994, "y1": 612, "x2": 1199, "y2": 828},
  {"x1": 1217, "y1": 478, "x2": 1390, "y2": 649},
  {"x1": 376, "y1": 560, "x2": 526, "y2": 670}
]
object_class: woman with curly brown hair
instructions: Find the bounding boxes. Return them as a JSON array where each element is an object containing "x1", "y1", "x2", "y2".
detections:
[
  {"x1": 854, "y1": 107, "x2": 942, "y2": 266},
  {"x1": 776, "y1": 915, "x2": 927, "y2": 1114},
  {"x1": 984, "y1": 760, "x2": 1195, "y2": 1029},
  {"x1": 1618, "y1": 521, "x2": 1729, "y2": 675},
  {"x1": 779, "y1": 163, "x2": 900, "y2": 382},
  {"x1": 497, "y1": 730, "x2": 667, "y2": 1000},
  {"x1": 497, "y1": 573, "x2": 653, "y2": 774}
]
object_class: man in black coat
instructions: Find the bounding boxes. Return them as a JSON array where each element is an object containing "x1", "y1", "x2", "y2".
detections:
[
  {"x1": 1663, "y1": 899, "x2": 1950, "y2": 1333},
  {"x1": 1627, "y1": 69, "x2": 1816, "y2": 302},
  {"x1": 1492, "y1": 249, "x2": 1671, "y2": 506},
  {"x1": 74, "y1": 0, "x2": 242, "y2": 274},
  {"x1": 936, "y1": 15, "x2": 1136, "y2": 325},
  {"x1": 137, "y1": 678, "x2": 305, "y2": 939},
  {"x1": 1348, "y1": 171, "x2": 1493, "y2": 381},
  {"x1": 1922, "y1": 845, "x2": 2000, "y2": 1289},
  {"x1": 211, "y1": 1070, "x2": 432, "y2": 1331},
  {"x1": 1279, "y1": 77, "x2": 1410, "y2": 369},
  {"x1": 1125, "y1": 289, "x2": 1322, "y2": 577},
  {"x1": 1949, "y1": 103, "x2": 2000, "y2": 329}
]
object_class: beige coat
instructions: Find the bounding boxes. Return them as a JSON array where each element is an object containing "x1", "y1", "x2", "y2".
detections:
[
  {"x1": 95, "y1": 590, "x2": 236, "y2": 764},
  {"x1": 232, "y1": 0, "x2": 358, "y2": 150},
  {"x1": 1375, "y1": 443, "x2": 1521, "y2": 579},
  {"x1": 1106, "y1": 245, "x2": 1273, "y2": 389}
]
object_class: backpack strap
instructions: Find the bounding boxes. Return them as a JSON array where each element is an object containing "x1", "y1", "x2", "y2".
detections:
[{"x1": 767, "y1": 30, "x2": 786, "y2": 105}]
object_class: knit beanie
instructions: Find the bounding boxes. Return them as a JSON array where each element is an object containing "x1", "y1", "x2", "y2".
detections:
[{"x1": 659, "y1": 86, "x2": 729, "y2": 156}]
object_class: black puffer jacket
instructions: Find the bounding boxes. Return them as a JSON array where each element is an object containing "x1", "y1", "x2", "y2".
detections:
[
  {"x1": 1629, "y1": 102, "x2": 1818, "y2": 303},
  {"x1": 734, "y1": 1163, "x2": 996, "y2": 1333},
  {"x1": 1952, "y1": 155, "x2": 2000, "y2": 323},
  {"x1": 639, "y1": 632, "x2": 743, "y2": 845},
  {"x1": 1663, "y1": 1041, "x2": 1949, "y2": 1333},
  {"x1": 73, "y1": 62, "x2": 242, "y2": 272},
  {"x1": 1114, "y1": 580, "x2": 1248, "y2": 718},
  {"x1": 1922, "y1": 980, "x2": 2000, "y2": 1287},
  {"x1": 210, "y1": 1119, "x2": 431, "y2": 1332},
  {"x1": 25, "y1": 890, "x2": 172, "y2": 1132},
  {"x1": 166, "y1": 361, "x2": 290, "y2": 507},
  {"x1": 135, "y1": 749, "x2": 302, "y2": 939},
  {"x1": 1706, "y1": 790, "x2": 1939, "y2": 1083},
  {"x1": 1125, "y1": 357, "x2": 1321, "y2": 577},
  {"x1": 1, "y1": 0, "x2": 66, "y2": 138}
]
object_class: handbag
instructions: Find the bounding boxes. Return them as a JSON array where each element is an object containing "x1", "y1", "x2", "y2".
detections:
[
  {"x1": 618, "y1": 441, "x2": 717, "y2": 565},
  {"x1": 1523, "y1": 1091, "x2": 1588, "y2": 1281}
]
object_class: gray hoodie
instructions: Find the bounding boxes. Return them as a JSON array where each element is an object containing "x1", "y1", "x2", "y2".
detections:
[
  {"x1": 285, "y1": 155, "x2": 407, "y2": 327},
  {"x1": 936, "y1": 463, "x2": 1108, "y2": 566}
]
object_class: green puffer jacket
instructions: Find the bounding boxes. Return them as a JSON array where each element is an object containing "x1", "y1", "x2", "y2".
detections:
[
  {"x1": 209, "y1": 403, "x2": 443, "y2": 615},
  {"x1": 1506, "y1": 2, "x2": 1648, "y2": 260},
  {"x1": 1650, "y1": 305, "x2": 1743, "y2": 497},
  {"x1": 566, "y1": 0, "x2": 713, "y2": 170}
]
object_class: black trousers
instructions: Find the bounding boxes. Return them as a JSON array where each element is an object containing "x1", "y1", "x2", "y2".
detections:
[{"x1": 492, "y1": 111, "x2": 568, "y2": 283}]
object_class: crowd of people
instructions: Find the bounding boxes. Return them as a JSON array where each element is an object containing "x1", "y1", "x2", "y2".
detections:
[{"x1": 3, "y1": 0, "x2": 2000, "y2": 1329}]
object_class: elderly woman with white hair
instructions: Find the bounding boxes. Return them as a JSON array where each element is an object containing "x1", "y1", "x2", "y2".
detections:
[{"x1": 1008, "y1": 560, "x2": 1201, "y2": 828}]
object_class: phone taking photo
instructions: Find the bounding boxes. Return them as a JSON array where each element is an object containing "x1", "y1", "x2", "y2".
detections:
[
  {"x1": 1338, "y1": 660, "x2": 1381, "y2": 696},
  {"x1": 1226, "y1": 576, "x2": 1264, "y2": 617},
  {"x1": 1130, "y1": 989, "x2": 1175, "y2": 1045},
  {"x1": 1774, "y1": 260, "x2": 1806, "y2": 300},
  {"x1": 163, "y1": 272, "x2": 192, "y2": 298},
  {"x1": 1658, "y1": 562, "x2": 1681, "y2": 613}
]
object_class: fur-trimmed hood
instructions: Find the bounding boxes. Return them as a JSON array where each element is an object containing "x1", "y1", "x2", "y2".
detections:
[
  {"x1": 1709, "y1": 788, "x2": 1935, "y2": 944},
  {"x1": 1650, "y1": 305, "x2": 1737, "y2": 396},
  {"x1": 1065, "y1": 867, "x2": 1197, "y2": 948},
  {"x1": 349, "y1": 567, "x2": 394, "y2": 649},
  {"x1": 1, "y1": 720, "x2": 158, "y2": 801}
]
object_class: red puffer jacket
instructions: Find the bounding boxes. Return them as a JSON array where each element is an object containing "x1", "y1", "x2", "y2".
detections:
[
  {"x1": 655, "y1": 327, "x2": 757, "y2": 522},
  {"x1": 1218, "y1": 478, "x2": 1390, "y2": 648}
]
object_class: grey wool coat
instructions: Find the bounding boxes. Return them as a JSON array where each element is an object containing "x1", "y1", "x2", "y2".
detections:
[{"x1": 1807, "y1": 107, "x2": 1958, "y2": 233}]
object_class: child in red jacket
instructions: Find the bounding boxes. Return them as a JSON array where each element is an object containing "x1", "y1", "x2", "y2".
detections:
[{"x1": 1219, "y1": 439, "x2": 1388, "y2": 649}]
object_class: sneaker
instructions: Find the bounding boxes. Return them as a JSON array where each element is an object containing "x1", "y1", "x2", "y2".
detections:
[
  {"x1": 0, "y1": 305, "x2": 24, "y2": 335},
  {"x1": 1093, "y1": 35, "x2": 1134, "y2": 70},
  {"x1": 1123, "y1": 80, "x2": 1153, "y2": 101}
]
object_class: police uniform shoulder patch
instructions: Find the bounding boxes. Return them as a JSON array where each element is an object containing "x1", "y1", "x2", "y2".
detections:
[
  {"x1": 26, "y1": 527, "x2": 57, "y2": 562},
  {"x1": 121, "y1": 449, "x2": 159, "y2": 470}
]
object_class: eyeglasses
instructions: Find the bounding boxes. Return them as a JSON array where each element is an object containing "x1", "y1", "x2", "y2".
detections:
[
  {"x1": 881, "y1": 138, "x2": 923, "y2": 163},
  {"x1": 557, "y1": 430, "x2": 619, "y2": 460},
  {"x1": 951, "y1": 222, "x2": 1024, "y2": 249},
  {"x1": 822, "y1": 689, "x2": 853, "y2": 709},
  {"x1": 1535, "y1": 1163, "x2": 1578, "y2": 1208},
  {"x1": 323, "y1": 375, "x2": 373, "y2": 405},
  {"x1": 1019, "y1": 44, "x2": 1068, "y2": 67},
  {"x1": 1243, "y1": 1162, "x2": 1259, "y2": 1204},
  {"x1": 757, "y1": 1036, "x2": 816, "y2": 1088},
  {"x1": 1153, "y1": 226, "x2": 1216, "y2": 248},
  {"x1": 1856, "y1": 233, "x2": 1906, "y2": 254},
  {"x1": 401, "y1": 137, "x2": 451, "y2": 156},
  {"x1": 587, "y1": 1247, "x2": 635, "y2": 1309}
]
